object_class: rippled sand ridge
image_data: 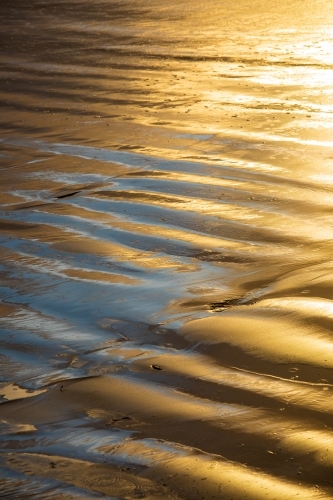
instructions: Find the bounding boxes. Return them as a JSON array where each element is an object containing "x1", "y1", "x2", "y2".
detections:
[{"x1": 1, "y1": 0, "x2": 333, "y2": 498}]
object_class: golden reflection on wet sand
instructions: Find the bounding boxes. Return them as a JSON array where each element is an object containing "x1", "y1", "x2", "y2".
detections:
[{"x1": 1, "y1": 0, "x2": 333, "y2": 498}]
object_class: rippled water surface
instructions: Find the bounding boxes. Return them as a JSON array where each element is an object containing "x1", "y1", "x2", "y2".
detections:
[{"x1": 1, "y1": 1, "x2": 333, "y2": 498}]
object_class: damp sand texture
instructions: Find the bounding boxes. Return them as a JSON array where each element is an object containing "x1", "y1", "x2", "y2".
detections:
[{"x1": 1, "y1": 1, "x2": 333, "y2": 499}]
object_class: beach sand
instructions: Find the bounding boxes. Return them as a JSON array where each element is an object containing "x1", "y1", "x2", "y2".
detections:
[{"x1": 1, "y1": 0, "x2": 333, "y2": 498}]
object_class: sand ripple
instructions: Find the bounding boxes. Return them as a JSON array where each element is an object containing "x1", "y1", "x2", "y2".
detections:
[{"x1": 1, "y1": 0, "x2": 333, "y2": 498}]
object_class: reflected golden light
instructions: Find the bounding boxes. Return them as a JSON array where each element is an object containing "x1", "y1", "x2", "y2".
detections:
[{"x1": 2, "y1": 0, "x2": 333, "y2": 497}]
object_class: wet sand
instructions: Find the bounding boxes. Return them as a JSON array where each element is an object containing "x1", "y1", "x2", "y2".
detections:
[{"x1": 1, "y1": 0, "x2": 333, "y2": 498}]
